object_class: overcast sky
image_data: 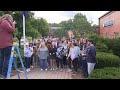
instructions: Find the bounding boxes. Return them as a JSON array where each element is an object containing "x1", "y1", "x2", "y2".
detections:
[{"x1": 33, "y1": 11, "x2": 108, "y2": 25}]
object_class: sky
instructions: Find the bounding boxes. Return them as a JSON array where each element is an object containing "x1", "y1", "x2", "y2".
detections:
[{"x1": 33, "y1": 11, "x2": 108, "y2": 25}]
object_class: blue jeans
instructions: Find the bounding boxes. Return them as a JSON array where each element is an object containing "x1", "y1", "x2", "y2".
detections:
[
  {"x1": 25, "y1": 57, "x2": 31, "y2": 69},
  {"x1": 47, "y1": 56, "x2": 50, "y2": 67},
  {"x1": 0, "y1": 46, "x2": 12, "y2": 78},
  {"x1": 34, "y1": 54, "x2": 38, "y2": 65},
  {"x1": 81, "y1": 60, "x2": 88, "y2": 77},
  {"x1": 78, "y1": 56, "x2": 81, "y2": 69},
  {"x1": 40, "y1": 59, "x2": 47, "y2": 70}
]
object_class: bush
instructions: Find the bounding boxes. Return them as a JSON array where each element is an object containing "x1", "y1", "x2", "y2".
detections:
[
  {"x1": 104, "y1": 38, "x2": 113, "y2": 50},
  {"x1": 111, "y1": 38, "x2": 120, "y2": 57},
  {"x1": 89, "y1": 67, "x2": 120, "y2": 79},
  {"x1": 96, "y1": 52, "x2": 120, "y2": 68},
  {"x1": 87, "y1": 34, "x2": 104, "y2": 45},
  {"x1": 96, "y1": 43, "x2": 108, "y2": 52}
]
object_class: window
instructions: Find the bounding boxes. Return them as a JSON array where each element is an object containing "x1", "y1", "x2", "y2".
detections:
[
  {"x1": 114, "y1": 32, "x2": 119, "y2": 38},
  {"x1": 103, "y1": 20, "x2": 114, "y2": 27},
  {"x1": 106, "y1": 32, "x2": 110, "y2": 38}
]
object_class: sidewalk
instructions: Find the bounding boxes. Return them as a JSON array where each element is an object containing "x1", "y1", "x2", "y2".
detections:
[{"x1": 10, "y1": 67, "x2": 85, "y2": 79}]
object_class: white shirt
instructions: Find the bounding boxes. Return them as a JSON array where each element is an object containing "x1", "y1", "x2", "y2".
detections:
[
  {"x1": 29, "y1": 47, "x2": 33, "y2": 56},
  {"x1": 24, "y1": 47, "x2": 31, "y2": 58},
  {"x1": 68, "y1": 46, "x2": 79, "y2": 60}
]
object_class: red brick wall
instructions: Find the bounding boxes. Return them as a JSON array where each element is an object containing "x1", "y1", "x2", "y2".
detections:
[{"x1": 99, "y1": 11, "x2": 120, "y2": 39}]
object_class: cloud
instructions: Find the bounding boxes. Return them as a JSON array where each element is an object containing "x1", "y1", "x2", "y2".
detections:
[
  {"x1": 33, "y1": 11, "x2": 108, "y2": 25},
  {"x1": 33, "y1": 11, "x2": 70, "y2": 23}
]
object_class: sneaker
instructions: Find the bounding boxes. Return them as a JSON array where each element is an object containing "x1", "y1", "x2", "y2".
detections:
[
  {"x1": 45, "y1": 69, "x2": 47, "y2": 71},
  {"x1": 52, "y1": 68, "x2": 55, "y2": 70},
  {"x1": 50, "y1": 68, "x2": 52, "y2": 71},
  {"x1": 72, "y1": 72, "x2": 77, "y2": 75},
  {"x1": 26, "y1": 69, "x2": 29, "y2": 72},
  {"x1": 55, "y1": 68, "x2": 59, "y2": 70},
  {"x1": 60, "y1": 69, "x2": 63, "y2": 71},
  {"x1": 41, "y1": 69, "x2": 43, "y2": 71},
  {"x1": 31, "y1": 66, "x2": 34, "y2": 69},
  {"x1": 72, "y1": 72, "x2": 76, "y2": 75},
  {"x1": 0, "y1": 75, "x2": 5, "y2": 79},
  {"x1": 68, "y1": 69, "x2": 72, "y2": 72},
  {"x1": 28, "y1": 68, "x2": 31, "y2": 72}
]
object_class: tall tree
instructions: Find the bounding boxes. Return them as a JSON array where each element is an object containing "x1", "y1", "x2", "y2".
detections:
[
  {"x1": 38, "y1": 18, "x2": 49, "y2": 36},
  {"x1": 73, "y1": 13, "x2": 95, "y2": 37},
  {"x1": 55, "y1": 13, "x2": 96, "y2": 38}
]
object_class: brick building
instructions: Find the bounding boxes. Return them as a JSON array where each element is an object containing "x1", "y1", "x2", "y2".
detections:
[{"x1": 99, "y1": 11, "x2": 120, "y2": 39}]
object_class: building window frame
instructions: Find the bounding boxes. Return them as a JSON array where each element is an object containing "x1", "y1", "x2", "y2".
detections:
[
  {"x1": 103, "y1": 19, "x2": 114, "y2": 28},
  {"x1": 114, "y1": 32, "x2": 119, "y2": 38},
  {"x1": 106, "y1": 32, "x2": 110, "y2": 38}
]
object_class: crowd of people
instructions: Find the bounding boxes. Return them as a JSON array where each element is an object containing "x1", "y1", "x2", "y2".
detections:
[
  {"x1": 24, "y1": 36, "x2": 97, "y2": 78},
  {"x1": 0, "y1": 14, "x2": 97, "y2": 79}
]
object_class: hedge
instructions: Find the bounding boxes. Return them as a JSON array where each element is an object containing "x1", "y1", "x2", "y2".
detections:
[
  {"x1": 87, "y1": 34, "x2": 104, "y2": 45},
  {"x1": 96, "y1": 52, "x2": 120, "y2": 68},
  {"x1": 89, "y1": 67, "x2": 120, "y2": 79},
  {"x1": 110, "y1": 38, "x2": 120, "y2": 57},
  {"x1": 96, "y1": 43, "x2": 108, "y2": 52}
]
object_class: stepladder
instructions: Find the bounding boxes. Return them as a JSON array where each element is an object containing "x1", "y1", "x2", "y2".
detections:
[{"x1": 6, "y1": 45, "x2": 28, "y2": 79}]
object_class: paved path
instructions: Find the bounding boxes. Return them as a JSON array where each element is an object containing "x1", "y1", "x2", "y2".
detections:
[{"x1": 10, "y1": 67, "x2": 85, "y2": 79}]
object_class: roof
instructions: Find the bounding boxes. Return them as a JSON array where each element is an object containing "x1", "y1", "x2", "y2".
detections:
[{"x1": 99, "y1": 11, "x2": 115, "y2": 19}]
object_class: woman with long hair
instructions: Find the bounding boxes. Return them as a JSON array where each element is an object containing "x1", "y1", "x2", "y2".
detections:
[
  {"x1": 49, "y1": 41, "x2": 57, "y2": 70},
  {"x1": 38, "y1": 41, "x2": 49, "y2": 71}
]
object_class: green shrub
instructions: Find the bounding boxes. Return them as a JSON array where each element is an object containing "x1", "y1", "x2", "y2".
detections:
[
  {"x1": 89, "y1": 67, "x2": 120, "y2": 79},
  {"x1": 96, "y1": 43, "x2": 108, "y2": 52},
  {"x1": 104, "y1": 38, "x2": 113, "y2": 50},
  {"x1": 111, "y1": 38, "x2": 120, "y2": 57},
  {"x1": 96, "y1": 52, "x2": 120, "y2": 68},
  {"x1": 87, "y1": 34, "x2": 104, "y2": 45}
]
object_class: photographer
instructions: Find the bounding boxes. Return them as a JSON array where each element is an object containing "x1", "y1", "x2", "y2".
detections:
[{"x1": 0, "y1": 14, "x2": 16, "y2": 78}]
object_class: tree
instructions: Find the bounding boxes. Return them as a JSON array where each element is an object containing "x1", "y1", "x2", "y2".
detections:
[
  {"x1": 26, "y1": 28, "x2": 41, "y2": 41},
  {"x1": 38, "y1": 18, "x2": 49, "y2": 36},
  {"x1": 55, "y1": 13, "x2": 97, "y2": 38},
  {"x1": 73, "y1": 13, "x2": 94, "y2": 36},
  {"x1": 60, "y1": 20, "x2": 73, "y2": 30},
  {"x1": 30, "y1": 17, "x2": 49, "y2": 37},
  {"x1": 53, "y1": 28, "x2": 65, "y2": 38},
  {"x1": 49, "y1": 23, "x2": 60, "y2": 27}
]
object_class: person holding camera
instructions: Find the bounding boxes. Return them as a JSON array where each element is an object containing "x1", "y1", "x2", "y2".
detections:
[{"x1": 0, "y1": 14, "x2": 16, "y2": 78}]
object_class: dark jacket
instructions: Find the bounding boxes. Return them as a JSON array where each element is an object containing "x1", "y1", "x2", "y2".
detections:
[
  {"x1": 0, "y1": 18, "x2": 15, "y2": 48},
  {"x1": 86, "y1": 46, "x2": 97, "y2": 63},
  {"x1": 49, "y1": 46, "x2": 57, "y2": 56}
]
